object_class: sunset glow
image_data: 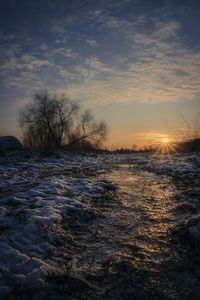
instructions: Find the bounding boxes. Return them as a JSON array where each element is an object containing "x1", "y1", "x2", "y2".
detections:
[
  {"x1": 0, "y1": 0, "x2": 199, "y2": 147},
  {"x1": 153, "y1": 135, "x2": 178, "y2": 158},
  {"x1": 162, "y1": 137, "x2": 169, "y2": 144}
]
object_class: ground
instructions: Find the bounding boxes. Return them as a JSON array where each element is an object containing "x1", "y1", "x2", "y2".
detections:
[{"x1": 0, "y1": 151, "x2": 200, "y2": 299}]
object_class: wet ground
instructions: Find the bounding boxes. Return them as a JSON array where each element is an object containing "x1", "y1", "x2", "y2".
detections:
[
  {"x1": 41, "y1": 162, "x2": 194, "y2": 300},
  {"x1": 2, "y1": 152, "x2": 199, "y2": 300}
]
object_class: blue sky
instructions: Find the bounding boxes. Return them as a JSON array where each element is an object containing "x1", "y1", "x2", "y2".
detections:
[{"x1": 0, "y1": 0, "x2": 200, "y2": 147}]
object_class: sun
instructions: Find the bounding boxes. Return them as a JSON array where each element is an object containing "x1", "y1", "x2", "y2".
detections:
[
  {"x1": 154, "y1": 135, "x2": 177, "y2": 158},
  {"x1": 162, "y1": 137, "x2": 169, "y2": 144}
]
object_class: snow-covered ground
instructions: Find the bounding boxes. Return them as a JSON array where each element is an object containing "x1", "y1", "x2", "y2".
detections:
[
  {"x1": 0, "y1": 152, "x2": 117, "y2": 298},
  {"x1": 0, "y1": 151, "x2": 200, "y2": 299},
  {"x1": 123, "y1": 151, "x2": 200, "y2": 180}
]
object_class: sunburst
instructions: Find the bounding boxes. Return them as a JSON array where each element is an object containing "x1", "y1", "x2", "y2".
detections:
[{"x1": 154, "y1": 136, "x2": 177, "y2": 159}]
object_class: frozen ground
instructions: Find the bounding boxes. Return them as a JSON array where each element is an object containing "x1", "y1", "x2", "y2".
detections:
[{"x1": 0, "y1": 151, "x2": 200, "y2": 299}]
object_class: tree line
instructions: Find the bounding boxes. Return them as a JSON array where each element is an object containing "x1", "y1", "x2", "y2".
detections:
[{"x1": 19, "y1": 90, "x2": 107, "y2": 151}]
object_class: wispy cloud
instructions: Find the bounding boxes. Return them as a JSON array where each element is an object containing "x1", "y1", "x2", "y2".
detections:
[
  {"x1": 53, "y1": 47, "x2": 79, "y2": 58},
  {"x1": 50, "y1": 16, "x2": 75, "y2": 34},
  {"x1": 57, "y1": 18, "x2": 200, "y2": 106},
  {"x1": 1, "y1": 4, "x2": 200, "y2": 109},
  {"x1": 86, "y1": 39, "x2": 98, "y2": 46}
]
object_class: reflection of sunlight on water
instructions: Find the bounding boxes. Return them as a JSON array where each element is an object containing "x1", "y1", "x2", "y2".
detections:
[
  {"x1": 105, "y1": 164, "x2": 177, "y2": 270},
  {"x1": 69, "y1": 163, "x2": 179, "y2": 298},
  {"x1": 126, "y1": 176, "x2": 137, "y2": 182}
]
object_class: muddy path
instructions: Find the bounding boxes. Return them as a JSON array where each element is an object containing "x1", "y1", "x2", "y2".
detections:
[{"x1": 42, "y1": 162, "x2": 192, "y2": 300}]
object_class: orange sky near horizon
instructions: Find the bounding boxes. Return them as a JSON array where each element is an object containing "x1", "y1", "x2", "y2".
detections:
[
  {"x1": 0, "y1": 1, "x2": 200, "y2": 147},
  {"x1": 1, "y1": 126, "x2": 197, "y2": 150},
  {"x1": 106, "y1": 129, "x2": 179, "y2": 149}
]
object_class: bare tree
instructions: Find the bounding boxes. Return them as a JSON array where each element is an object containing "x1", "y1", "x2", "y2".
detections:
[
  {"x1": 19, "y1": 90, "x2": 79, "y2": 150},
  {"x1": 19, "y1": 90, "x2": 107, "y2": 150},
  {"x1": 67, "y1": 110, "x2": 107, "y2": 148}
]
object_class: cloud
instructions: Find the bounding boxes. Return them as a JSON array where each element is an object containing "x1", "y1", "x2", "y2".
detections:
[
  {"x1": 86, "y1": 39, "x2": 98, "y2": 46},
  {"x1": 39, "y1": 43, "x2": 49, "y2": 51},
  {"x1": 53, "y1": 47, "x2": 79, "y2": 58},
  {"x1": 1, "y1": 7, "x2": 200, "y2": 109},
  {"x1": 55, "y1": 17, "x2": 199, "y2": 106},
  {"x1": 50, "y1": 15, "x2": 75, "y2": 34},
  {"x1": 0, "y1": 35, "x2": 80, "y2": 92}
]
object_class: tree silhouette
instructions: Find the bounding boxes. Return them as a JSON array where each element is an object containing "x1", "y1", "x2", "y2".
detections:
[{"x1": 19, "y1": 90, "x2": 107, "y2": 150}]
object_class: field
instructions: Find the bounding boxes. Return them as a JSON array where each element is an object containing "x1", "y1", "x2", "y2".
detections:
[{"x1": 0, "y1": 151, "x2": 200, "y2": 299}]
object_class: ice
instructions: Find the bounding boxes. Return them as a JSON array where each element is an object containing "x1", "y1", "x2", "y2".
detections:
[{"x1": 0, "y1": 150, "x2": 199, "y2": 298}]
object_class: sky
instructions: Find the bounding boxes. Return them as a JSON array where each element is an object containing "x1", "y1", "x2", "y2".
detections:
[{"x1": 0, "y1": 0, "x2": 200, "y2": 148}]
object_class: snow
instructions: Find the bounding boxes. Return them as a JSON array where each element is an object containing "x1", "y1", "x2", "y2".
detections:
[
  {"x1": 0, "y1": 152, "x2": 117, "y2": 298},
  {"x1": 0, "y1": 150, "x2": 199, "y2": 298},
  {"x1": 125, "y1": 152, "x2": 200, "y2": 179}
]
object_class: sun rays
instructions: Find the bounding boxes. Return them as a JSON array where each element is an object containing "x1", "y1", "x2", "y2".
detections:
[{"x1": 154, "y1": 136, "x2": 177, "y2": 159}]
